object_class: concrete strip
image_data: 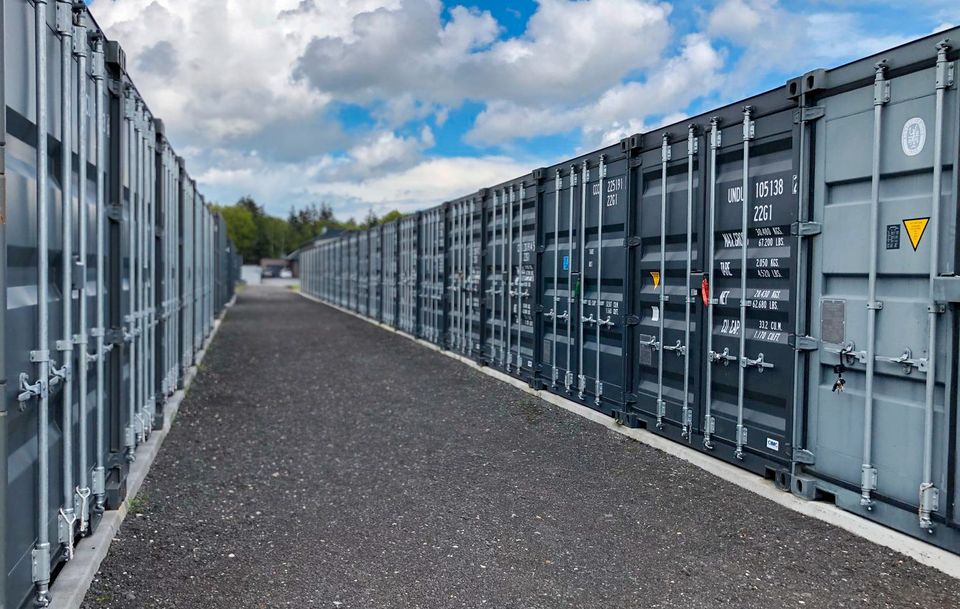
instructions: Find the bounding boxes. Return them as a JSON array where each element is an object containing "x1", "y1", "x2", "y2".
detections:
[
  {"x1": 298, "y1": 291, "x2": 960, "y2": 580},
  {"x1": 47, "y1": 310, "x2": 231, "y2": 609}
]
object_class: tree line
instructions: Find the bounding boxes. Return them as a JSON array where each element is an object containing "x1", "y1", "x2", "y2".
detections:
[{"x1": 211, "y1": 197, "x2": 402, "y2": 264}]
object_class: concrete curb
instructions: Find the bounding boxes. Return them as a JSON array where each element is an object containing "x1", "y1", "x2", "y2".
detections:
[
  {"x1": 48, "y1": 298, "x2": 235, "y2": 609},
  {"x1": 298, "y1": 290, "x2": 960, "y2": 580}
]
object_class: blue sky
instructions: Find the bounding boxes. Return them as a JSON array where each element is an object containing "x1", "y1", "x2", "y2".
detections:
[{"x1": 89, "y1": 0, "x2": 958, "y2": 220}]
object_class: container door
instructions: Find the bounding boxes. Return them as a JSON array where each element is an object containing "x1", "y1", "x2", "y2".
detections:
[
  {"x1": 633, "y1": 131, "x2": 705, "y2": 438},
  {"x1": 466, "y1": 197, "x2": 483, "y2": 359},
  {"x1": 580, "y1": 152, "x2": 628, "y2": 412},
  {"x1": 418, "y1": 209, "x2": 441, "y2": 343},
  {"x1": 450, "y1": 201, "x2": 475, "y2": 354},
  {"x1": 539, "y1": 167, "x2": 578, "y2": 393},
  {"x1": 702, "y1": 107, "x2": 798, "y2": 473},
  {"x1": 373, "y1": 228, "x2": 382, "y2": 320},
  {"x1": 383, "y1": 223, "x2": 397, "y2": 327},
  {"x1": 358, "y1": 232, "x2": 369, "y2": 316},
  {"x1": 509, "y1": 181, "x2": 537, "y2": 382},
  {"x1": 484, "y1": 192, "x2": 507, "y2": 365},
  {"x1": 804, "y1": 55, "x2": 959, "y2": 542}
]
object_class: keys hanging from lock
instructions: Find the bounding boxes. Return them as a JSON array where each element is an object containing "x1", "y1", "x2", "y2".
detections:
[{"x1": 832, "y1": 362, "x2": 846, "y2": 393}]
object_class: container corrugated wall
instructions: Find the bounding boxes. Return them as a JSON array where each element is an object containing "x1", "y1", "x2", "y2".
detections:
[{"x1": 300, "y1": 29, "x2": 960, "y2": 555}]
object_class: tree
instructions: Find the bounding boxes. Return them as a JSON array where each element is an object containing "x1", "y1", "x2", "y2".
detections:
[
  {"x1": 213, "y1": 196, "x2": 405, "y2": 263},
  {"x1": 363, "y1": 208, "x2": 379, "y2": 228},
  {"x1": 213, "y1": 203, "x2": 256, "y2": 259},
  {"x1": 379, "y1": 210, "x2": 403, "y2": 224}
]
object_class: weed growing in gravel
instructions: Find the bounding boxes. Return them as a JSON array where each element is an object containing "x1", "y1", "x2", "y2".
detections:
[{"x1": 127, "y1": 494, "x2": 147, "y2": 513}]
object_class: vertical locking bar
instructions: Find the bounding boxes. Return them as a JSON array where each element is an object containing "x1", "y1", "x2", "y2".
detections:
[
  {"x1": 735, "y1": 106, "x2": 755, "y2": 460},
  {"x1": 500, "y1": 190, "x2": 507, "y2": 366},
  {"x1": 491, "y1": 191, "x2": 498, "y2": 361},
  {"x1": 33, "y1": 1, "x2": 54, "y2": 602},
  {"x1": 126, "y1": 91, "x2": 138, "y2": 460},
  {"x1": 552, "y1": 169, "x2": 561, "y2": 385},
  {"x1": 656, "y1": 136, "x2": 670, "y2": 427},
  {"x1": 517, "y1": 185, "x2": 526, "y2": 372},
  {"x1": 919, "y1": 42, "x2": 951, "y2": 530},
  {"x1": 459, "y1": 203, "x2": 465, "y2": 349},
  {"x1": 56, "y1": 0, "x2": 78, "y2": 555},
  {"x1": 506, "y1": 188, "x2": 514, "y2": 371},
  {"x1": 578, "y1": 160, "x2": 588, "y2": 398},
  {"x1": 469, "y1": 199, "x2": 475, "y2": 353},
  {"x1": 566, "y1": 166, "x2": 577, "y2": 391},
  {"x1": 862, "y1": 62, "x2": 889, "y2": 507},
  {"x1": 138, "y1": 105, "x2": 148, "y2": 440},
  {"x1": 92, "y1": 35, "x2": 106, "y2": 511},
  {"x1": 682, "y1": 126, "x2": 697, "y2": 440},
  {"x1": 704, "y1": 118, "x2": 721, "y2": 450},
  {"x1": 461, "y1": 203, "x2": 466, "y2": 350},
  {"x1": 595, "y1": 156, "x2": 606, "y2": 405},
  {"x1": 74, "y1": 9, "x2": 92, "y2": 533}
]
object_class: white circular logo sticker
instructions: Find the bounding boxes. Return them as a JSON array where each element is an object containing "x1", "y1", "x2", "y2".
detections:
[{"x1": 901, "y1": 117, "x2": 926, "y2": 157}]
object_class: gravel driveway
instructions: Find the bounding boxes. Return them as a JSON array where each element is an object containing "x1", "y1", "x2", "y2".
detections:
[{"x1": 80, "y1": 286, "x2": 960, "y2": 609}]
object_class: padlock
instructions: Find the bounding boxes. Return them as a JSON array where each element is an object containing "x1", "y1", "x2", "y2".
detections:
[{"x1": 832, "y1": 363, "x2": 846, "y2": 393}]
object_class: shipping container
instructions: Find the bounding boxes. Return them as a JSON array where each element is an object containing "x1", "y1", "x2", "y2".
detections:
[
  {"x1": 299, "y1": 28, "x2": 960, "y2": 555},
  {"x1": 2, "y1": 2, "x2": 238, "y2": 606}
]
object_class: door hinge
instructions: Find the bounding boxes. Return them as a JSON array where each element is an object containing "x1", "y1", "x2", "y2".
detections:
[
  {"x1": 624, "y1": 392, "x2": 638, "y2": 404},
  {"x1": 790, "y1": 335, "x2": 819, "y2": 351},
  {"x1": 794, "y1": 106, "x2": 825, "y2": 123},
  {"x1": 932, "y1": 276, "x2": 960, "y2": 303},
  {"x1": 625, "y1": 315, "x2": 640, "y2": 326},
  {"x1": 107, "y1": 205, "x2": 124, "y2": 222},
  {"x1": 627, "y1": 236, "x2": 642, "y2": 248},
  {"x1": 792, "y1": 448, "x2": 815, "y2": 465},
  {"x1": 791, "y1": 221, "x2": 822, "y2": 237}
]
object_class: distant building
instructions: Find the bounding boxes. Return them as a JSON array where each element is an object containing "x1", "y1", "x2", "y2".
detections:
[
  {"x1": 259, "y1": 258, "x2": 289, "y2": 279},
  {"x1": 286, "y1": 228, "x2": 345, "y2": 278}
]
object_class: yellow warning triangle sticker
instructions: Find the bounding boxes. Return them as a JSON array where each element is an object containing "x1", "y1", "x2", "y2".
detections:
[
  {"x1": 650, "y1": 271, "x2": 660, "y2": 288},
  {"x1": 903, "y1": 217, "x2": 930, "y2": 251}
]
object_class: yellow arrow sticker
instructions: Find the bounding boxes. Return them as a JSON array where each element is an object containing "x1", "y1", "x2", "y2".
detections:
[
  {"x1": 650, "y1": 271, "x2": 660, "y2": 288},
  {"x1": 903, "y1": 217, "x2": 930, "y2": 251}
]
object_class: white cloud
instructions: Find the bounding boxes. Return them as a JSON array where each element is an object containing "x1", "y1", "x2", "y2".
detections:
[
  {"x1": 92, "y1": 0, "x2": 397, "y2": 146},
  {"x1": 197, "y1": 151, "x2": 533, "y2": 217},
  {"x1": 294, "y1": 0, "x2": 673, "y2": 106},
  {"x1": 311, "y1": 155, "x2": 535, "y2": 215},
  {"x1": 705, "y1": 0, "x2": 909, "y2": 97},
  {"x1": 467, "y1": 34, "x2": 724, "y2": 148}
]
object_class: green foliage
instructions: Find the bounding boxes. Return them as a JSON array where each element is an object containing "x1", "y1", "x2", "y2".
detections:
[
  {"x1": 212, "y1": 197, "x2": 402, "y2": 264},
  {"x1": 379, "y1": 210, "x2": 404, "y2": 224}
]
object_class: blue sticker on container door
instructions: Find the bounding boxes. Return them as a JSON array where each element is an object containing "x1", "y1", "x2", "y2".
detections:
[{"x1": 562, "y1": 255, "x2": 570, "y2": 271}]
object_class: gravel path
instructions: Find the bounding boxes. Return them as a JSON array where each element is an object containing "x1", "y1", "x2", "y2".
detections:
[{"x1": 80, "y1": 286, "x2": 960, "y2": 609}]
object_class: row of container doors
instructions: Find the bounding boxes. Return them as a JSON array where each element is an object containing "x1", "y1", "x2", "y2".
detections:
[
  {"x1": 2, "y1": 4, "x2": 232, "y2": 607},
  {"x1": 299, "y1": 33, "x2": 960, "y2": 553}
]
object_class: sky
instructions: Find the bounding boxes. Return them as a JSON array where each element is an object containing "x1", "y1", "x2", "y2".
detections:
[{"x1": 87, "y1": 0, "x2": 959, "y2": 220}]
